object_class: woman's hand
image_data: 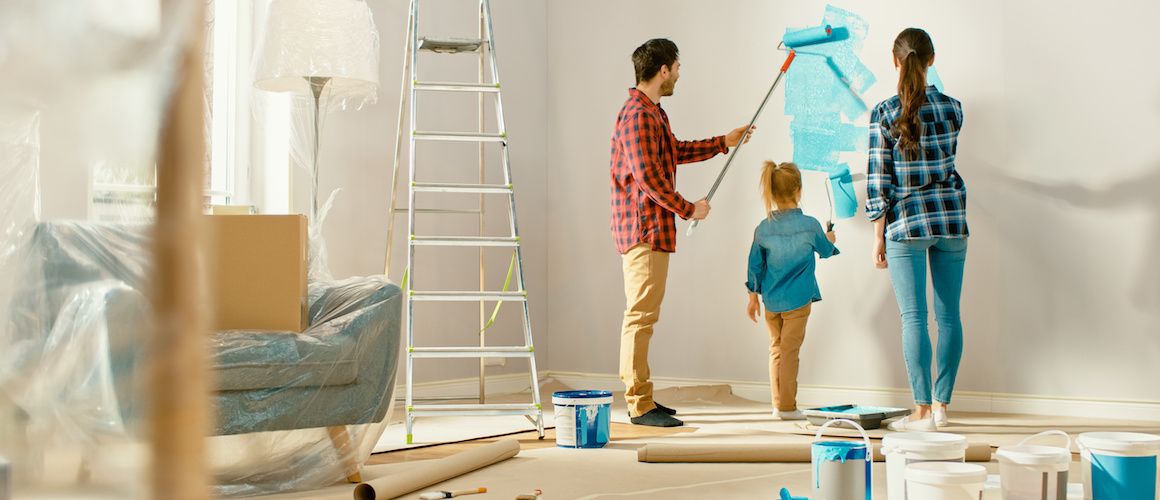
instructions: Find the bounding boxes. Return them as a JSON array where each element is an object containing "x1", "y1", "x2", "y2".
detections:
[
  {"x1": 873, "y1": 236, "x2": 888, "y2": 269},
  {"x1": 746, "y1": 293, "x2": 761, "y2": 323}
]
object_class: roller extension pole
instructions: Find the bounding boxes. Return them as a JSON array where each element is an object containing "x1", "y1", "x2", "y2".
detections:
[{"x1": 687, "y1": 51, "x2": 796, "y2": 236}]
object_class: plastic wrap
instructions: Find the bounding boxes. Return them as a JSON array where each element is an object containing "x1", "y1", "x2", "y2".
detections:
[{"x1": 0, "y1": 1, "x2": 399, "y2": 497}]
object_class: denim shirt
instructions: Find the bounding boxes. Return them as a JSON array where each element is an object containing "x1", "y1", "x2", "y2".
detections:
[{"x1": 745, "y1": 209, "x2": 840, "y2": 313}]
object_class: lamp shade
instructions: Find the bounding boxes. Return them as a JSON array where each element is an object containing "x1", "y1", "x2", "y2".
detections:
[{"x1": 253, "y1": 0, "x2": 380, "y2": 102}]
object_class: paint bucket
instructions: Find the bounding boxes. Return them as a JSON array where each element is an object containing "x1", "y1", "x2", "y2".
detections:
[
  {"x1": 997, "y1": 430, "x2": 1072, "y2": 500},
  {"x1": 904, "y1": 462, "x2": 986, "y2": 500},
  {"x1": 883, "y1": 431, "x2": 968, "y2": 500},
  {"x1": 1077, "y1": 432, "x2": 1160, "y2": 500},
  {"x1": 812, "y1": 419, "x2": 872, "y2": 500},
  {"x1": 551, "y1": 390, "x2": 611, "y2": 448}
]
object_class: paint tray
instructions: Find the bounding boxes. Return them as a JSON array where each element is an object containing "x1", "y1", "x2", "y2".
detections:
[{"x1": 804, "y1": 404, "x2": 911, "y2": 430}]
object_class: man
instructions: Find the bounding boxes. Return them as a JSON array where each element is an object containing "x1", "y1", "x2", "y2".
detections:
[{"x1": 610, "y1": 38, "x2": 754, "y2": 427}]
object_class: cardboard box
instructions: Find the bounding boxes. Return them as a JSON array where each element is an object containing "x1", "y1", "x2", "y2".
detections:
[{"x1": 207, "y1": 215, "x2": 308, "y2": 332}]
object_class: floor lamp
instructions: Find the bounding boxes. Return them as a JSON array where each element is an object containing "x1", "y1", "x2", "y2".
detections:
[{"x1": 253, "y1": 0, "x2": 379, "y2": 221}]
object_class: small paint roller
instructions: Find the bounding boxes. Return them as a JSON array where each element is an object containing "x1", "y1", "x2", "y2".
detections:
[
  {"x1": 418, "y1": 487, "x2": 487, "y2": 499},
  {"x1": 687, "y1": 24, "x2": 842, "y2": 237}
]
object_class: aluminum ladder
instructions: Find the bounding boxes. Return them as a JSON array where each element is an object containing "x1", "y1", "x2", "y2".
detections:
[{"x1": 384, "y1": 0, "x2": 544, "y2": 444}]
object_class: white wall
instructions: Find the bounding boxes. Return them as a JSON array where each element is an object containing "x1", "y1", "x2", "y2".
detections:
[{"x1": 546, "y1": 0, "x2": 1160, "y2": 405}]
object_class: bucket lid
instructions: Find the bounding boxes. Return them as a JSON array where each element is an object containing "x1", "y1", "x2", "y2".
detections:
[
  {"x1": 883, "y1": 431, "x2": 968, "y2": 453},
  {"x1": 1077, "y1": 432, "x2": 1160, "y2": 454},
  {"x1": 905, "y1": 462, "x2": 987, "y2": 485},
  {"x1": 552, "y1": 390, "x2": 613, "y2": 399},
  {"x1": 997, "y1": 444, "x2": 1071, "y2": 467}
]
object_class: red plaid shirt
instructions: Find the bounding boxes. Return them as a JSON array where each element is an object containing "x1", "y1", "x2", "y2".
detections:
[{"x1": 610, "y1": 88, "x2": 727, "y2": 254}]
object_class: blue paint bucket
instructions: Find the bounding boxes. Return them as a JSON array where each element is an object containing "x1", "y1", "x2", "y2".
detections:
[
  {"x1": 812, "y1": 418, "x2": 872, "y2": 500},
  {"x1": 552, "y1": 390, "x2": 611, "y2": 448},
  {"x1": 1078, "y1": 432, "x2": 1160, "y2": 500}
]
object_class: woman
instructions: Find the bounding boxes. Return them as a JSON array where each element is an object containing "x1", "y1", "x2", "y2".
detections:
[{"x1": 866, "y1": 28, "x2": 968, "y2": 431}]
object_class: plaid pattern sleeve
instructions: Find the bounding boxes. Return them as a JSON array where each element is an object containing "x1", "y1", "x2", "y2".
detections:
[
  {"x1": 864, "y1": 86, "x2": 969, "y2": 241},
  {"x1": 676, "y1": 136, "x2": 727, "y2": 164}
]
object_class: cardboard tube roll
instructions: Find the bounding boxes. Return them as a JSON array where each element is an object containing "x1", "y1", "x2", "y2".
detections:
[
  {"x1": 353, "y1": 439, "x2": 520, "y2": 500},
  {"x1": 637, "y1": 441, "x2": 992, "y2": 463}
]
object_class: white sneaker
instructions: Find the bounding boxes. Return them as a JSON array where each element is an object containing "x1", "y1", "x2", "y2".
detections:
[
  {"x1": 777, "y1": 410, "x2": 806, "y2": 421},
  {"x1": 887, "y1": 415, "x2": 937, "y2": 432},
  {"x1": 933, "y1": 407, "x2": 948, "y2": 427}
]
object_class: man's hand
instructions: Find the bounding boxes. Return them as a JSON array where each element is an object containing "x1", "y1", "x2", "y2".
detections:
[
  {"x1": 725, "y1": 125, "x2": 757, "y2": 148},
  {"x1": 692, "y1": 198, "x2": 711, "y2": 220},
  {"x1": 873, "y1": 236, "x2": 888, "y2": 269},
  {"x1": 826, "y1": 229, "x2": 837, "y2": 243},
  {"x1": 746, "y1": 293, "x2": 761, "y2": 323}
]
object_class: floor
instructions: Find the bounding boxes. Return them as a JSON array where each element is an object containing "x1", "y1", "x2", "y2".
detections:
[{"x1": 260, "y1": 384, "x2": 1160, "y2": 499}]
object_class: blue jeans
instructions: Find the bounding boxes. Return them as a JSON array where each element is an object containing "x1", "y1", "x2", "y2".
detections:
[{"x1": 886, "y1": 237, "x2": 968, "y2": 405}]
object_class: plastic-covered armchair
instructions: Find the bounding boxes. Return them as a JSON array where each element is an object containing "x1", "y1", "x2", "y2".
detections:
[{"x1": 2, "y1": 221, "x2": 400, "y2": 495}]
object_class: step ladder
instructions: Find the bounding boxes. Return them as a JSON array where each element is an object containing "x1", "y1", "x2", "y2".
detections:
[{"x1": 384, "y1": 0, "x2": 544, "y2": 444}]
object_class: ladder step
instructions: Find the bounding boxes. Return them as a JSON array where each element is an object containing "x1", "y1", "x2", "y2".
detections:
[
  {"x1": 410, "y1": 291, "x2": 527, "y2": 302},
  {"x1": 415, "y1": 81, "x2": 500, "y2": 93},
  {"x1": 412, "y1": 235, "x2": 519, "y2": 247},
  {"x1": 414, "y1": 131, "x2": 506, "y2": 143},
  {"x1": 412, "y1": 182, "x2": 513, "y2": 194},
  {"x1": 395, "y1": 208, "x2": 483, "y2": 215},
  {"x1": 419, "y1": 37, "x2": 484, "y2": 54},
  {"x1": 410, "y1": 346, "x2": 534, "y2": 358}
]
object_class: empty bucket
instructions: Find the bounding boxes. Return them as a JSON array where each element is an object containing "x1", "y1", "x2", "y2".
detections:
[
  {"x1": 883, "y1": 431, "x2": 968, "y2": 500},
  {"x1": 552, "y1": 390, "x2": 611, "y2": 448},
  {"x1": 812, "y1": 419, "x2": 872, "y2": 500},
  {"x1": 905, "y1": 462, "x2": 986, "y2": 500},
  {"x1": 1077, "y1": 432, "x2": 1160, "y2": 500},
  {"x1": 997, "y1": 430, "x2": 1072, "y2": 500}
]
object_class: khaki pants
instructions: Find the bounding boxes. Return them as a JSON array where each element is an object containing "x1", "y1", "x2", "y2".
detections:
[
  {"x1": 764, "y1": 303, "x2": 812, "y2": 412},
  {"x1": 619, "y1": 244, "x2": 670, "y2": 417}
]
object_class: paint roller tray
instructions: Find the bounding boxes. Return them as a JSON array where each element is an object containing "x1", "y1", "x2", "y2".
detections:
[{"x1": 803, "y1": 404, "x2": 911, "y2": 430}]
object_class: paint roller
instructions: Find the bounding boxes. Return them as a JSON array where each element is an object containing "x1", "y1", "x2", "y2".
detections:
[{"x1": 687, "y1": 24, "x2": 845, "y2": 236}]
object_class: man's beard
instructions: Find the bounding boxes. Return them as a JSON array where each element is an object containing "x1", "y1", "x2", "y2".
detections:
[{"x1": 661, "y1": 76, "x2": 677, "y2": 96}]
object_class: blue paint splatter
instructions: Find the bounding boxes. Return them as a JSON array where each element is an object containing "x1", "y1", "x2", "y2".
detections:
[{"x1": 784, "y1": 5, "x2": 875, "y2": 219}]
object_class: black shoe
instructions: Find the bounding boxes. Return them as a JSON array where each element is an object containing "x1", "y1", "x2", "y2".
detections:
[
  {"x1": 656, "y1": 402, "x2": 677, "y2": 416},
  {"x1": 630, "y1": 408, "x2": 684, "y2": 427}
]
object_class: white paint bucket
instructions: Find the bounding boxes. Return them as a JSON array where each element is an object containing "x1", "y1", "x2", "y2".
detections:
[
  {"x1": 1077, "y1": 432, "x2": 1160, "y2": 500},
  {"x1": 883, "y1": 431, "x2": 968, "y2": 500},
  {"x1": 905, "y1": 462, "x2": 986, "y2": 500},
  {"x1": 997, "y1": 430, "x2": 1072, "y2": 500},
  {"x1": 551, "y1": 390, "x2": 612, "y2": 448},
  {"x1": 812, "y1": 419, "x2": 872, "y2": 500}
]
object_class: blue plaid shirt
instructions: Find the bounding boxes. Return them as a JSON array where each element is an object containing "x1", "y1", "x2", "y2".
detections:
[{"x1": 866, "y1": 86, "x2": 969, "y2": 241}]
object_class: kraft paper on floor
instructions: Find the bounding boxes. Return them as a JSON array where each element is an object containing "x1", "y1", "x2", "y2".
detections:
[
  {"x1": 637, "y1": 441, "x2": 991, "y2": 463},
  {"x1": 353, "y1": 439, "x2": 519, "y2": 500}
]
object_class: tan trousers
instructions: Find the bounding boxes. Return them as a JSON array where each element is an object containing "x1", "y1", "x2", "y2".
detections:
[
  {"x1": 764, "y1": 303, "x2": 812, "y2": 412},
  {"x1": 620, "y1": 244, "x2": 670, "y2": 417}
]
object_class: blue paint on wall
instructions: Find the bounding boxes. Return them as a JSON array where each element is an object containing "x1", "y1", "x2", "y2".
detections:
[
  {"x1": 928, "y1": 65, "x2": 945, "y2": 92},
  {"x1": 784, "y1": 5, "x2": 875, "y2": 219}
]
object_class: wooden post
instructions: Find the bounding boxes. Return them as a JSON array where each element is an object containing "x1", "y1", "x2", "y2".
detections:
[{"x1": 149, "y1": 2, "x2": 211, "y2": 499}]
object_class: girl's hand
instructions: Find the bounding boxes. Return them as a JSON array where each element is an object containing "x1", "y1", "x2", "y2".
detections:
[
  {"x1": 746, "y1": 294, "x2": 761, "y2": 323},
  {"x1": 873, "y1": 237, "x2": 888, "y2": 269}
]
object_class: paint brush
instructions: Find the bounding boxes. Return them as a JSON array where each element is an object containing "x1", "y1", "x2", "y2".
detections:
[{"x1": 418, "y1": 487, "x2": 487, "y2": 499}]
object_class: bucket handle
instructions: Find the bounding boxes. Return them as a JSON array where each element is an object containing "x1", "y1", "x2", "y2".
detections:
[
  {"x1": 815, "y1": 418, "x2": 873, "y2": 465},
  {"x1": 1017, "y1": 430, "x2": 1072, "y2": 451}
]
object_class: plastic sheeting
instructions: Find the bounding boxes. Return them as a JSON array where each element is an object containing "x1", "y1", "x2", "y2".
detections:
[{"x1": 0, "y1": 1, "x2": 399, "y2": 497}]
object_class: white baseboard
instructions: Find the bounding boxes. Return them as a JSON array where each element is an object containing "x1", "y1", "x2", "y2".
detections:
[
  {"x1": 544, "y1": 371, "x2": 1160, "y2": 422},
  {"x1": 397, "y1": 371, "x2": 1160, "y2": 421}
]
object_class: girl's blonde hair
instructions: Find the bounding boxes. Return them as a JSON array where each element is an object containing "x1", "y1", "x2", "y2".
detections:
[{"x1": 760, "y1": 160, "x2": 802, "y2": 215}]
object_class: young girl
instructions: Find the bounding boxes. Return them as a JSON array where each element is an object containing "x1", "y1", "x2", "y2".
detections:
[
  {"x1": 866, "y1": 28, "x2": 968, "y2": 431},
  {"x1": 745, "y1": 161, "x2": 838, "y2": 420}
]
